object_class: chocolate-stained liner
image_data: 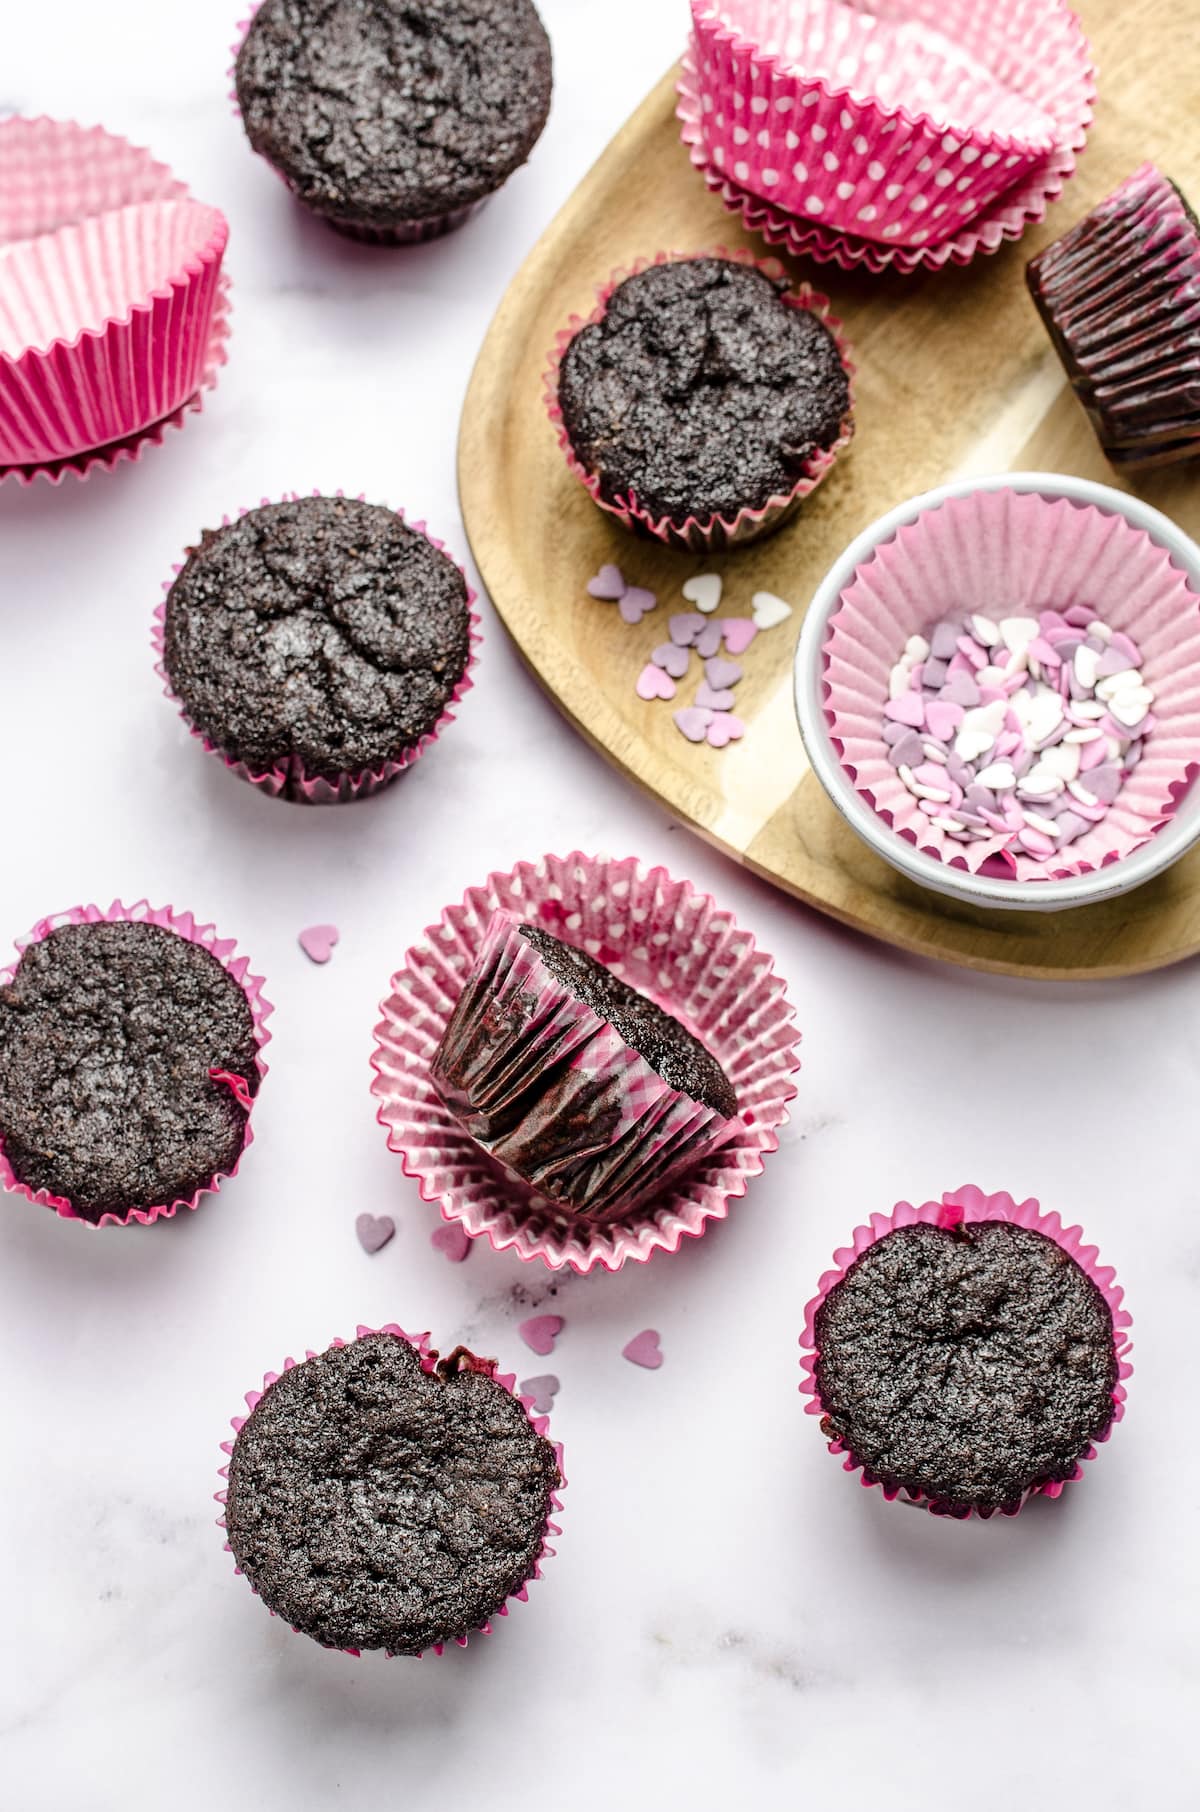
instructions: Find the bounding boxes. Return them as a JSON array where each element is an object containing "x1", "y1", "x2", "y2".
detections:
[
  {"x1": 0, "y1": 900, "x2": 272, "y2": 1229},
  {"x1": 370, "y1": 851, "x2": 801, "y2": 1274},
  {"x1": 543, "y1": 247, "x2": 855, "y2": 552},
  {"x1": 821, "y1": 486, "x2": 1200, "y2": 882},
  {"x1": 799, "y1": 1184, "x2": 1133, "y2": 1519},
  {"x1": 430, "y1": 911, "x2": 739, "y2": 1222},
  {"x1": 153, "y1": 488, "x2": 481, "y2": 804},
  {"x1": 229, "y1": 6, "x2": 492, "y2": 244},
  {"x1": 216, "y1": 1324, "x2": 565, "y2": 1658}
]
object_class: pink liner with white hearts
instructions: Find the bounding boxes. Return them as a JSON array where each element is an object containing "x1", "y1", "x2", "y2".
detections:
[
  {"x1": 0, "y1": 117, "x2": 229, "y2": 466},
  {"x1": 677, "y1": 25, "x2": 1094, "y2": 274},
  {"x1": 822, "y1": 487, "x2": 1200, "y2": 881},
  {"x1": 689, "y1": 0, "x2": 1060, "y2": 249},
  {"x1": 544, "y1": 247, "x2": 855, "y2": 552},
  {"x1": 0, "y1": 900, "x2": 271, "y2": 1229},
  {"x1": 799, "y1": 1184, "x2": 1132, "y2": 1519},
  {"x1": 153, "y1": 490, "x2": 481, "y2": 805},
  {"x1": 216, "y1": 1324, "x2": 565, "y2": 1657},
  {"x1": 370, "y1": 852, "x2": 800, "y2": 1274}
]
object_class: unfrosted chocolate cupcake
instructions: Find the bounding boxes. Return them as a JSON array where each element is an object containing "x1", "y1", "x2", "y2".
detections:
[
  {"x1": 234, "y1": 0, "x2": 553, "y2": 242},
  {"x1": 223, "y1": 1330, "x2": 561, "y2": 1655},
  {"x1": 0, "y1": 918, "x2": 260, "y2": 1225},
  {"x1": 161, "y1": 495, "x2": 473, "y2": 802}
]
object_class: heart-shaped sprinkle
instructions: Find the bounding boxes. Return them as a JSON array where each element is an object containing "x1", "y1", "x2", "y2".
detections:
[
  {"x1": 299, "y1": 924, "x2": 339, "y2": 964},
  {"x1": 673, "y1": 706, "x2": 713, "y2": 743},
  {"x1": 695, "y1": 681, "x2": 735, "y2": 711},
  {"x1": 706, "y1": 712, "x2": 745, "y2": 748},
  {"x1": 355, "y1": 1212, "x2": 395, "y2": 1254},
  {"x1": 751, "y1": 590, "x2": 793, "y2": 630},
  {"x1": 883, "y1": 692, "x2": 925, "y2": 728},
  {"x1": 619, "y1": 586, "x2": 657, "y2": 625},
  {"x1": 669, "y1": 613, "x2": 705, "y2": 646},
  {"x1": 431, "y1": 1222, "x2": 471, "y2": 1263},
  {"x1": 636, "y1": 662, "x2": 676, "y2": 701},
  {"x1": 695, "y1": 621, "x2": 723, "y2": 659},
  {"x1": 651, "y1": 642, "x2": 690, "y2": 679},
  {"x1": 587, "y1": 563, "x2": 626, "y2": 600},
  {"x1": 520, "y1": 1374, "x2": 559, "y2": 1416},
  {"x1": 518, "y1": 1314, "x2": 565, "y2": 1356},
  {"x1": 682, "y1": 573, "x2": 722, "y2": 613},
  {"x1": 622, "y1": 1328, "x2": 663, "y2": 1369},
  {"x1": 721, "y1": 618, "x2": 758, "y2": 656},
  {"x1": 704, "y1": 656, "x2": 743, "y2": 690}
]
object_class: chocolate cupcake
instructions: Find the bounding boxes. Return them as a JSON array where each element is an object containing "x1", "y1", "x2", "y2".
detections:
[
  {"x1": 430, "y1": 911, "x2": 738, "y2": 1223},
  {"x1": 221, "y1": 1328, "x2": 562, "y2": 1656},
  {"x1": 550, "y1": 251, "x2": 854, "y2": 549},
  {"x1": 802, "y1": 1191, "x2": 1129, "y2": 1518},
  {"x1": 234, "y1": 0, "x2": 553, "y2": 242},
  {"x1": 0, "y1": 908, "x2": 267, "y2": 1227},
  {"x1": 159, "y1": 494, "x2": 476, "y2": 802},
  {"x1": 1027, "y1": 164, "x2": 1200, "y2": 469}
]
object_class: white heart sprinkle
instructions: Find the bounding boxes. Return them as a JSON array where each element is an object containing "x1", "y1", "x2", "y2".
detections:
[
  {"x1": 682, "y1": 573, "x2": 722, "y2": 614},
  {"x1": 1073, "y1": 645, "x2": 1100, "y2": 690},
  {"x1": 751, "y1": 591, "x2": 793, "y2": 631},
  {"x1": 975, "y1": 760, "x2": 1017, "y2": 791},
  {"x1": 999, "y1": 616, "x2": 1038, "y2": 653},
  {"x1": 969, "y1": 613, "x2": 999, "y2": 645},
  {"x1": 954, "y1": 728, "x2": 995, "y2": 762}
]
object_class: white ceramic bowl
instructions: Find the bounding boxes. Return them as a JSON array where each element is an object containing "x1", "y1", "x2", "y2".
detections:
[{"x1": 794, "y1": 471, "x2": 1200, "y2": 911}]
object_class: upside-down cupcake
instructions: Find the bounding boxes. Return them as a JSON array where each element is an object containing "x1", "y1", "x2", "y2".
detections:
[
  {"x1": 548, "y1": 250, "x2": 853, "y2": 550},
  {"x1": 233, "y1": 0, "x2": 554, "y2": 243},
  {"x1": 158, "y1": 493, "x2": 477, "y2": 802},
  {"x1": 219, "y1": 1327, "x2": 563, "y2": 1656}
]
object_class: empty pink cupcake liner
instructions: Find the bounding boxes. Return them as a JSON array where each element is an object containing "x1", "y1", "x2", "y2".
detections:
[
  {"x1": 0, "y1": 899, "x2": 272, "y2": 1229},
  {"x1": 216, "y1": 1323, "x2": 565, "y2": 1658},
  {"x1": 371, "y1": 852, "x2": 800, "y2": 1273},
  {"x1": 822, "y1": 486, "x2": 1200, "y2": 881},
  {"x1": 800, "y1": 1184, "x2": 1132, "y2": 1518},
  {"x1": 153, "y1": 489, "x2": 481, "y2": 804},
  {"x1": 543, "y1": 246, "x2": 855, "y2": 552}
]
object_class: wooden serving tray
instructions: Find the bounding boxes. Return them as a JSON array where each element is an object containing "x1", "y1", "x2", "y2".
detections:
[{"x1": 458, "y1": 12, "x2": 1200, "y2": 981}]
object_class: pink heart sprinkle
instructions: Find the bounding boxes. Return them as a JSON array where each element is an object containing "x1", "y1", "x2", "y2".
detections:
[
  {"x1": 1096, "y1": 646, "x2": 1136, "y2": 678},
  {"x1": 706, "y1": 712, "x2": 745, "y2": 749},
  {"x1": 695, "y1": 681, "x2": 735, "y2": 711},
  {"x1": 669, "y1": 613, "x2": 705, "y2": 646},
  {"x1": 622, "y1": 1328, "x2": 663, "y2": 1370},
  {"x1": 721, "y1": 618, "x2": 758, "y2": 656},
  {"x1": 587, "y1": 563, "x2": 625, "y2": 600},
  {"x1": 883, "y1": 692, "x2": 925, "y2": 728},
  {"x1": 520, "y1": 1374, "x2": 559, "y2": 1416},
  {"x1": 704, "y1": 656, "x2": 743, "y2": 690},
  {"x1": 299, "y1": 923, "x2": 339, "y2": 964},
  {"x1": 619, "y1": 586, "x2": 657, "y2": 625},
  {"x1": 355, "y1": 1212, "x2": 395, "y2": 1255},
  {"x1": 925, "y1": 700, "x2": 963, "y2": 741},
  {"x1": 651, "y1": 642, "x2": 690, "y2": 679},
  {"x1": 431, "y1": 1222, "x2": 471, "y2": 1263},
  {"x1": 518, "y1": 1314, "x2": 564, "y2": 1356},
  {"x1": 636, "y1": 661, "x2": 675, "y2": 701},
  {"x1": 674, "y1": 706, "x2": 713, "y2": 743},
  {"x1": 695, "y1": 622, "x2": 723, "y2": 658}
]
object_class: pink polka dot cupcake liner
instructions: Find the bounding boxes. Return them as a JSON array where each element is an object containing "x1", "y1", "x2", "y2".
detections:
[
  {"x1": 370, "y1": 852, "x2": 801, "y2": 1273},
  {"x1": 0, "y1": 900, "x2": 272, "y2": 1230},
  {"x1": 0, "y1": 116, "x2": 231, "y2": 477},
  {"x1": 215, "y1": 1324, "x2": 565, "y2": 1658},
  {"x1": 799, "y1": 1184, "x2": 1133, "y2": 1519},
  {"x1": 821, "y1": 485, "x2": 1200, "y2": 882},
  {"x1": 543, "y1": 247, "x2": 855, "y2": 552},
  {"x1": 152, "y1": 489, "x2": 481, "y2": 804}
]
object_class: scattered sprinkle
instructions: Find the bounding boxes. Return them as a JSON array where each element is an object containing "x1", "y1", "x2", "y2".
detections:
[
  {"x1": 431, "y1": 1222, "x2": 471, "y2": 1263},
  {"x1": 673, "y1": 705, "x2": 712, "y2": 742},
  {"x1": 751, "y1": 590, "x2": 794, "y2": 630},
  {"x1": 586, "y1": 563, "x2": 626, "y2": 600},
  {"x1": 636, "y1": 661, "x2": 676, "y2": 701},
  {"x1": 298, "y1": 924, "x2": 339, "y2": 964},
  {"x1": 520, "y1": 1374, "x2": 560, "y2": 1415},
  {"x1": 682, "y1": 573, "x2": 723, "y2": 613},
  {"x1": 355, "y1": 1212, "x2": 395, "y2": 1254},
  {"x1": 706, "y1": 712, "x2": 745, "y2": 748},
  {"x1": 619, "y1": 585, "x2": 657, "y2": 625},
  {"x1": 622, "y1": 1328, "x2": 664, "y2": 1369},
  {"x1": 518, "y1": 1314, "x2": 565, "y2": 1356}
]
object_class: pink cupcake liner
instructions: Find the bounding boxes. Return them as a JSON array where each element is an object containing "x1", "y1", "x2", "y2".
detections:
[
  {"x1": 430, "y1": 910, "x2": 740, "y2": 1223},
  {"x1": 822, "y1": 486, "x2": 1200, "y2": 882},
  {"x1": 689, "y1": 0, "x2": 1059, "y2": 248},
  {"x1": 370, "y1": 852, "x2": 801, "y2": 1274},
  {"x1": 0, "y1": 899, "x2": 272, "y2": 1229},
  {"x1": 153, "y1": 490, "x2": 481, "y2": 804},
  {"x1": 799, "y1": 1184, "x2": 1133, "y2": 1518},
  {"x1": 544, "y1": 247, "x2": 855, "y2": 552},
  {"x1": 677, "y1": 26, "x2": 1094, "y2": 273},
  {"x1": 216, "y1": 1324, "x2": 565, "y2": 1658}
]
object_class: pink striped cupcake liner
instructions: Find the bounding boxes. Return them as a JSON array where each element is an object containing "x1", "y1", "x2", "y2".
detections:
[
  {"x1": 370, "y1": 852, "x2": 801, "y2": 1273},
  {"x1": 0, "y1": 900, "x2": 271, "y2": 1229},
  {"x1": 800, "y1": 1184, "x2": 1133, "y2": 1518},
  {"x1": 153, "y1": 490, "x2": 481, "y2": 804},
  {"x1": 544, "y1": 247, "x2": 855, "y2": 551},
  {"x1": 216, "y1": 1324, "x2": 565, "y2": 1658},
  {"x1": 821, "y1": 485, "x2": 1200, "y2": 881}
]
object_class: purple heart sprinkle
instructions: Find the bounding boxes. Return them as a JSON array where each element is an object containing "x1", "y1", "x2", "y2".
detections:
[
  {"x1": 619, "y1": 586, "x2": 657, "y2": 625},
  {"x1": 669, "y1": 613, "x2": 705, "y2": 646},
  {"x1": 651, "y1": 642, "x2": 690, "y2": 679},
  {"x1": 696, "y1": 681, "x2": 736, "y2": 711},
  {"x1": 673, "y1": 706, "x2": 713, "y2": 743},
  {"x1": 704, "y1": 657, "x2": 743, "y2": 690},
  {"x1": 587, "y1": 563, "x2": 625, "y2": 600},
  {"x1": 695, "y1": 622, "x2": 723, "y2": 658}
]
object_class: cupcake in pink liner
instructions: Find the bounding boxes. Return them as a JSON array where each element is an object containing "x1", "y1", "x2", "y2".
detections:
[
  {"x1": 155, "y1": 491, "x2": 480, "y2": 804},
  {"x1": 821, "y1": 485, "x2": 1200, "y2": 882},
  {"x1": 0, "y1": 120, "x2": 229, "y2": 466},
  {"x1": 217, "y1": 1325, "x2": 564, "y2": 1657},
  {"x1": 545, "y1": 249, "x2": 854, "y2": 553},
  {"x1": 800, "y1": 1185, "x2": 1132, "y2": 1519},
  {"x1": 689, "y1": 0, "x2": 1058, "y2": 248},
  {"x1": 370, "y1": 853, "x2": 800, "y2": 1274},
  {"x1": 0, "y1": 901, "x2": 271, "y2": 1229},
  {"x1": 230, "y1": 0, "x2": 552, "y2": 245}
]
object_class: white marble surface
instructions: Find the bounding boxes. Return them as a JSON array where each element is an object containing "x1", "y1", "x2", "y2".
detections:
[{"x1": 2, "y1": 4, "x2": 1199, "y2": 1807}]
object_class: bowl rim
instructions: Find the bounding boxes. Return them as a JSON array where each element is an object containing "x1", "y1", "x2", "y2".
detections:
[{"x1": 793, "y1": 470, "x2": 1200, "y2": 912}]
